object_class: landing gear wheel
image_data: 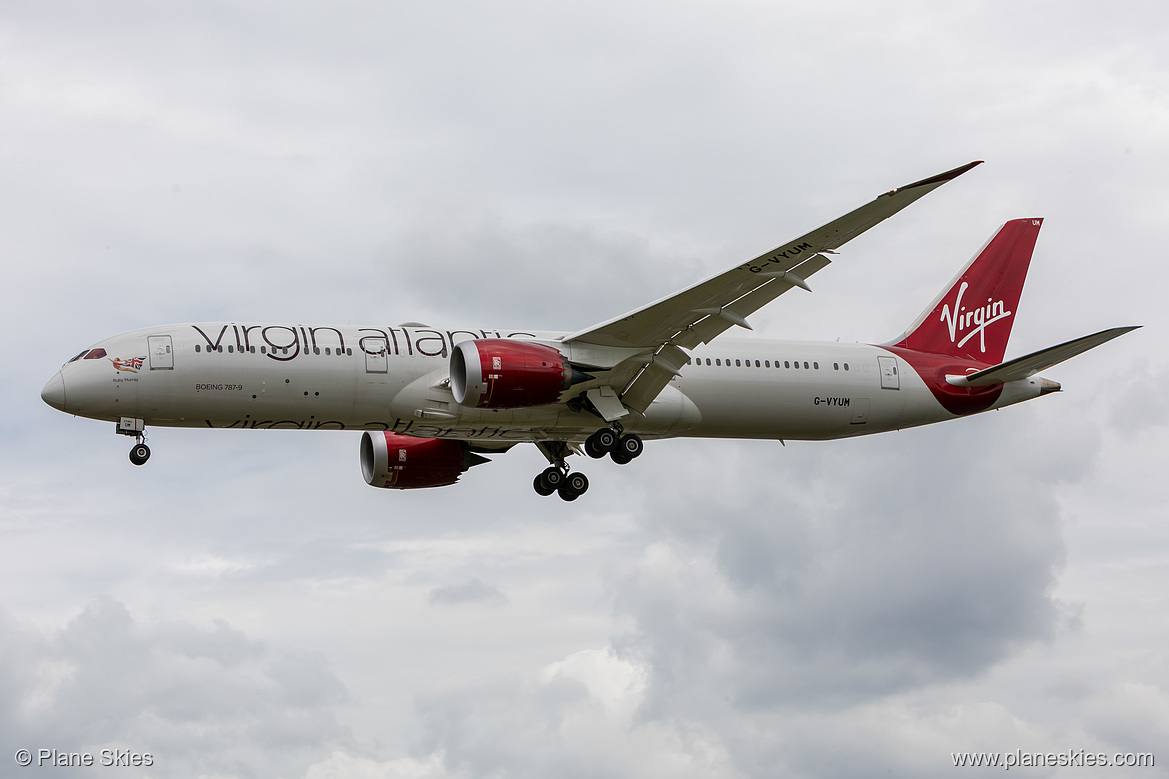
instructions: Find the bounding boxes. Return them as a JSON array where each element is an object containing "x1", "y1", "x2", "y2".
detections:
[
  {"x1": 609, "y1": 434, "x2": 643, "y2": 465},
  {"x1": 618, "y1": 434, "x2": 643, "y2": 459},
  {"x1": 533, "y1": 473, "x2": 556, "y2": 496},
  {"x1": 584, "y1": 437, "x2": 605, "y2": 459},
  {"x1": 129, "y1": 443, "x2": 151, "y2": 466},
  {"x1": 557, "y1": 472, "x2": 589, "y2": 501},
  {"x1": 585, "y1": 428, "x2": 618, "y2": 458},
  {"x1": 534, "y1": 466, "x2": 564, "y2": 496}
]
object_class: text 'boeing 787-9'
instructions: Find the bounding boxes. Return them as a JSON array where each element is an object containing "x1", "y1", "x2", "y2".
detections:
[{"x1": 41, "y1": 161, "x2": 1137, "y2": 500}]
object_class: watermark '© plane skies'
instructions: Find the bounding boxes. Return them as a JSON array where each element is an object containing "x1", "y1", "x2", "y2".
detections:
[{"x1": 41, "y1": 162, "x2": 1138, "y2": 500}]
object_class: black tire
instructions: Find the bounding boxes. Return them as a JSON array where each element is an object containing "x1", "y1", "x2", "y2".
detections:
[
  {"x1": 533, "y1": 473, "x2": 556, "y2": 496},
  {"x1": 584, "y1": 436, "x2": 606, "y2": 459},
  {"x1": 129, "y1": 444, "x2": 151, "y2": 466},
  {"x1": 541, "y1": 466, "x2": 564, "y2": 488},
  {"x1": 566, "y1": 471, "x2": 588, "y2": 495},
  {"x1": 610, "y1": 448, "x2": 633, "y2": 465},
  {"x1": 618, "y1": 434, "x2": 644, "y2": 459},
  {"x1": 585, "y1": 429, "x2": 617, "y2": 458},
  {"x1": 556, "y1": 472, "x2": 589, "y2": 501}
]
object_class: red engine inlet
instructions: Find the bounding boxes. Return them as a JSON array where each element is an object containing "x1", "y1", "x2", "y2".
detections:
[
  {"x1": 450, "y1": 339, "x2": 587, "y2": 409},
  {"x1": 360, "y1": 431, "x2": 487, "y2": 489}
]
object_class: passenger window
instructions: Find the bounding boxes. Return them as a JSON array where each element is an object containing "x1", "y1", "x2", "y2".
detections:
[
  {"x1": 784, "y1": 361, "x2": 790, "y2": 368},
  {"x1": 325, "y1": 348, "x2": 331, "y2": 355},
  {"x1": 735, "y1": 359, "x2": 741, "y2": 367},
  {"x1": 765, "y1": 360, "x2": 770, "y2": 368},
  {"x1": 195, "y1": 344, "x2": 201, "y2": 353},
  {"x1": 228, "y1": 345, "x2": 234, "y2": 353},
  {"x1": 755, "y1": 360, "x2": 760, "y2": 367},
  {"x1": 833, "y1": 363, "x2": 839, "y2": 370},
  {"x1": 794, "y1": 361, "x2": 799, "y2": 369},
  {"x1": 803, "y1": 361, "x2": 809, "y2": 369},
  {"x1": 346, "y1": 348, "x2": 352, "y2": 356},
  {"x1": 84, "y1": 348, "x2": 107, "y2": 360},
  {"x1": 844, "y1": 363, "x2": 849, "y2": 371},
  {"x1": 706, "y1": 358, "x2": 711, "y2": 365},
  {"x1": 813, "y1": 362, "x2": 819, "y2": 369},
  {"x1": 715, "y1": 359, "x2": 721, "y2": 366}
]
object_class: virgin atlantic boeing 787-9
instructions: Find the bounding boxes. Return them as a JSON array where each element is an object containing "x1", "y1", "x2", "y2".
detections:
[{"x1": 41, "y1": 161, "x2": 1137, "y2": 500}]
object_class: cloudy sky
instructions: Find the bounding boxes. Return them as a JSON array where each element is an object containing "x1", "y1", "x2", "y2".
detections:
[{"x1": 4, "y1": 1, "x2": 1168, "y2": 776}]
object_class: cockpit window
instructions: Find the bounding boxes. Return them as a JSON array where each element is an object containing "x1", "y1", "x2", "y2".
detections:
[
  {"x1": 83, "y1": 348, "x2": 107, "y2": 360},
  {"x1": 68, "y1": 350, "x2": 89, "y2": 363}
]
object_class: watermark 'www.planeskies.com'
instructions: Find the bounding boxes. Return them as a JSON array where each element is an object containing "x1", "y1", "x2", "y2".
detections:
[{"x1": 952, "y1": 749, "x2": 1154, "y2": 770}]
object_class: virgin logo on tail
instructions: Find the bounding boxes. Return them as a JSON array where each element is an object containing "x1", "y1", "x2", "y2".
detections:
[
  {"x1": 886, "y1": 218, "x2": 1040, "y2": 365},
  {"x1": 940, "y1": 281, "x2": 1012, "y2": 354}
]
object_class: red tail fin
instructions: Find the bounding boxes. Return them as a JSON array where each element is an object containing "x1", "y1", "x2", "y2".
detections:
[{"x1": 889, "y1": 218, "x2": 1042, "y2": 364}]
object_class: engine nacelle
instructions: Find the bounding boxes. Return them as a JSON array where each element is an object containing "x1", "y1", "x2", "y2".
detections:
[
  {"x1": 450, "y1": 339, "x2": 587, "y2": 409},
  {"x1": 360, "y1": 431, "x2": 485, "y2": 489}
]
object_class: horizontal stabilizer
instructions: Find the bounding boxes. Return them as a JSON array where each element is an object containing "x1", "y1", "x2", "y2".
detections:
[{"x1": 946, "y1": 326, "x2": 1139, "y2": 387}]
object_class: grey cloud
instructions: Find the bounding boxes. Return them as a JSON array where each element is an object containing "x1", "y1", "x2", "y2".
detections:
[
  {"x1": 615, "y1": 418, "x2": 1076, "y2": 716},
  {"x1": 378, "y1": 219, "x2": 705, "y2": 332},
  {"x1": 1, "y1": 598, "x2": 350, "y2": 778},
  {"x1": 429, "y1": 578, "x2": 508, "y2": 607},
  {"x1": 1107, "y1": 361, "x2": 1169, "y2": 437}
]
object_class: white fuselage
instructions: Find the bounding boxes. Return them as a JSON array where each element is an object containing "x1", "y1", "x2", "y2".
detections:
[{"x1": 44, "y1": 322, "x2": 1049, "y2": 445}]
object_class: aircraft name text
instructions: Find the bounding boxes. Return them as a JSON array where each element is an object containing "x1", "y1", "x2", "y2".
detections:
[
  {"x1": 190, "y1": 324, "x2": 537, "y2": 362},
  {"x1": 206, "y1": 417, "x2": 540, "y2": 439}
]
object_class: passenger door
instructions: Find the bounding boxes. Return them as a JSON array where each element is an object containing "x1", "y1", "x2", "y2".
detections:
[{"x1": 147, "y1": 335, "x2": 174, "y2": 370}]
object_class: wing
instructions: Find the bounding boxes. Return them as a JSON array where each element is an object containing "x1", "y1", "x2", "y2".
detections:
[{"x1": 562, "y1": 161, "x2": 984, "y2": 414}]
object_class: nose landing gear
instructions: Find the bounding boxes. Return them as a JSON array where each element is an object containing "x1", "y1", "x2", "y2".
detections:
[
  {"x1": 117, "y1": 417, "x2": 150, "y2": 466},
  {"x1": 129, "y1": 441, "x2": 151, "y2": 466}
]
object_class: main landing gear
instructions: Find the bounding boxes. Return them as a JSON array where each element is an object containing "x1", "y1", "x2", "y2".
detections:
[
  {"x1": 531, "y1": 427, "x2": 644, "y2": 501},
  {"x1": 116, "y1": 417, "x2": 151, "y2": 466},
  {"x1": 533, "y1": 466, "x2": 589, "y2": 501},
  {"x1": 585, "y1": 427, "x2": 644, "y2": 464}
]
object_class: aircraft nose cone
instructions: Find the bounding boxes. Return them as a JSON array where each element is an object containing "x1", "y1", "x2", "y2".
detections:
[{"x1": 41, "y1": 371, "x2": 66, "y2": 411}]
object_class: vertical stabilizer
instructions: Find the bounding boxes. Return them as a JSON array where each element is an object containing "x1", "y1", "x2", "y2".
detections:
[{"x1": 888, "y1": 218, "x2": 1042, "y2": 364}]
